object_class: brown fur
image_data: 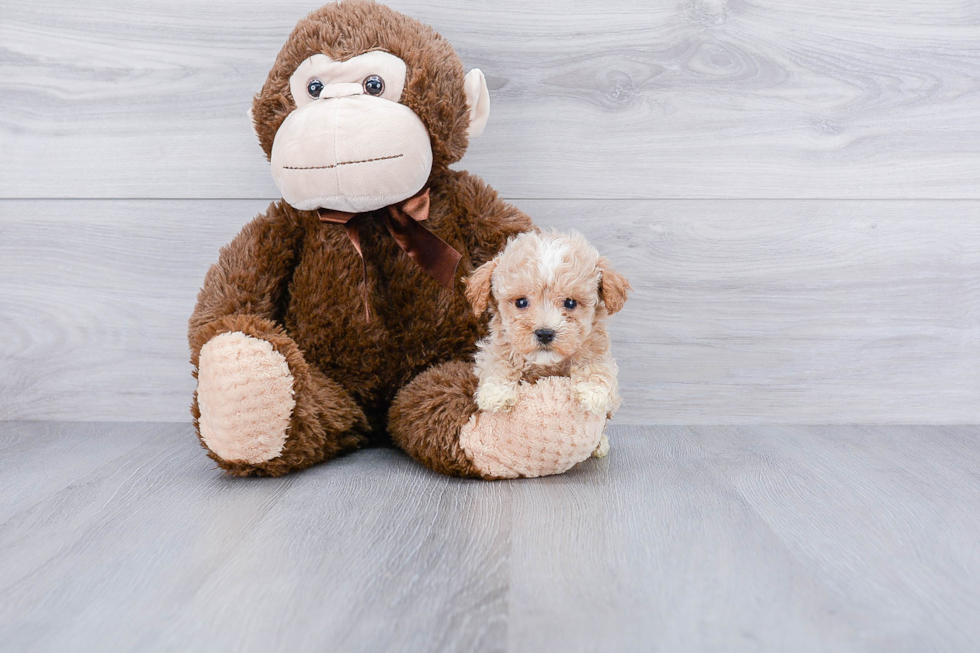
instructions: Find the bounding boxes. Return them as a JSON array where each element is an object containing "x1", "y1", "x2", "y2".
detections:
[
  {"x1": 388, "y1": 361, "x2": 488, "y2": 478},
  {"x1": 189, "y1": 1, "x2": 532, "y2": 476},
  {"x1": 252, "y1": 0, "x2": 472, "y2": 172}
]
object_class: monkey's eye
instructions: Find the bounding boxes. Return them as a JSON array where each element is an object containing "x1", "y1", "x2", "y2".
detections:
[
  {"x1": 564, "y1": 298, "x2": 578, "y2": 310},
  {"x1": 307, "y1": 79, "x2": 324, "y2": 98},
  {"x1": 515, "y1": 298, "x2": 529, "y2": 309},
  {"x1": 363, "y1": 75, "x2": 385, "y2": 96}
]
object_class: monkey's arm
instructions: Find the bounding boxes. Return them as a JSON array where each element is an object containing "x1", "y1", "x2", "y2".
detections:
[
  {"x1": 188, "y1": 202, "x2": 301, "y2": 349},
  {"x1": 443, "y1": 170, "x2": 534, "y2": 266}
]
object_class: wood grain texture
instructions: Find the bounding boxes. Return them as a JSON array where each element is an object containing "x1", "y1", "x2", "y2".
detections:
[
  {"x1": 3, "y1": 0, "x2": 979, "y2": 199},
  {"x1": 1, "y1": 198, "x2": 976, "y2": 423},
  {"x1": 0, "y1": 421, "x2": 160, "y2": 523},
  {"x1": 508, "y1": 424, "x2": 980, "y2": 652},
  {"x1": 1, "y1": 423, "x2": 979, "y2": 652}
]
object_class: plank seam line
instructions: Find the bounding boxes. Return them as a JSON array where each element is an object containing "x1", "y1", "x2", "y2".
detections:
[{"x1": 3, "y1": 197, "x2": 980, "y2": 202}]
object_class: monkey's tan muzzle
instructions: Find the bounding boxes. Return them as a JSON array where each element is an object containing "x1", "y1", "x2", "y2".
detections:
[{"x1": 270, "y1": 95, "x2": 433, "y2": 214}]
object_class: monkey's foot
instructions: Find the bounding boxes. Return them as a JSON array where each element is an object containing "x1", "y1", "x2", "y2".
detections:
[
  {"x1": 197, "y1": 331, "x2": 296, "y2": 465},
  {"x1": 461, "y1": 377, "x2": 605, "y2": 479}
]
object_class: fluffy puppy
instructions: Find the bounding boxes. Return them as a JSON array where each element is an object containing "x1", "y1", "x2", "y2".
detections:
[{"x1": 465, "y1": 230, "x2": 631, "y2": 454}]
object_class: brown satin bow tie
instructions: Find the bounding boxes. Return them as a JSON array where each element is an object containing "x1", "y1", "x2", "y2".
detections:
[{"x1": 317, "y1": 188, "x2": 462, "y2": 320}]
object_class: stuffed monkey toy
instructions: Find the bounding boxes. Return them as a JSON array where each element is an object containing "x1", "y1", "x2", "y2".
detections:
[{"x1": 189, "y1": 0, "x2": 607, "y2": 479}]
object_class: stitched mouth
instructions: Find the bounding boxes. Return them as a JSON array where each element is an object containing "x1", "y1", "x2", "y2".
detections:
[{"x1": 283, "y1": 154, "x2": 404, "y2": 170}]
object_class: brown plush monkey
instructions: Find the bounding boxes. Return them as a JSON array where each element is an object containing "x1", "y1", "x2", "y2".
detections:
[{"x1": 189, "y1": 0, "x2": 605, "y2": 478}]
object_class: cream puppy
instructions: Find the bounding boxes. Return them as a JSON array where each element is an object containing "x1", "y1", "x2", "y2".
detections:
[{"x1": 465, "y1": 230, "x2": 631, "y2": 455}]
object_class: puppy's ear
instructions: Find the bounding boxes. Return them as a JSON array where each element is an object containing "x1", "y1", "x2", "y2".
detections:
[
  {"x1": 465, "y1": 259, "x2": 498, "y2": 316},
  {"x1": 597, "y1": 257, "x2": 631, "y2": 315}
]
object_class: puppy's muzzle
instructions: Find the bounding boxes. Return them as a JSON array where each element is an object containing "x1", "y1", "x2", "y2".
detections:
[{"x1": 534, "y1": 328, "x2": 556, "y2": 345}]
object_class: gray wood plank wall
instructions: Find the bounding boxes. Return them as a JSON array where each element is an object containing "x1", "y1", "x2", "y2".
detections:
[{"x1": 2, "y1": 0, "x2": 978, "y2": 423}]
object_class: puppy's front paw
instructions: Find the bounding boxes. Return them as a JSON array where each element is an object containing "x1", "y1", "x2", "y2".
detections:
[
  {"x1": 573, "y1": 381, "x2": 613, "y2": 416},
  {"x1": 476, "y1": 381, "x2": 520, "y2": 413},
  {"x1": 592, "y1": 433, "x2": 610, "y2": 458}
]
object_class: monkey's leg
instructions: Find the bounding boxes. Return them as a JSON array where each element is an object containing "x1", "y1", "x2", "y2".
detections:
[
  {"x1": 387, "y1": 361, "x2": 488, "y2": 478},
  {"x1": 389, "y1": 362, "x2": 605, "y2": 480},
  {"x1": 191, "y1": 315, "x2": 369, "y2": 476}
]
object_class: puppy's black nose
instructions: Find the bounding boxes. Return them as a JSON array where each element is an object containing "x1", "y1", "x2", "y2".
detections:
[{"x1": 534, "y1": 328, "x2": 556, "y2": 345}]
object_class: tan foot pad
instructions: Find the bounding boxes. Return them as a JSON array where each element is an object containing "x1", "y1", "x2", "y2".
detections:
[
  {"x1": 460, "y1": 377, "x2": 605, "y2": 479},
  {"x1": 197, "y1": 331, "x2": 295, "y2": 464}
]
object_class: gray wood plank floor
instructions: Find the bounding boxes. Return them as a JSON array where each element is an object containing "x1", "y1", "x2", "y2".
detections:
[{"x1": 2, "y1": 422, "x2": 978, "y2": 652}]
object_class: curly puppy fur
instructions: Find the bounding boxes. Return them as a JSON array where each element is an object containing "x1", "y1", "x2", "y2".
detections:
[
  {"x1": 189, "y1": 0, "x2": 532, "y2": 476},
  {"x1": 465, "y1": 230, "x2": 631, "y2": 420}
]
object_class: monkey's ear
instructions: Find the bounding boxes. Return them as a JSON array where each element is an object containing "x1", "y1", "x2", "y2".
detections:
[
  {"x1": 465, "y1": 258, "x2": 498, "y2": 316},
  {"x1": 597, "y1": 257, "x2": 632, "y2": 316},
  {"x1": 464, "y1": 69, "x2": 491, "y2": 139}
]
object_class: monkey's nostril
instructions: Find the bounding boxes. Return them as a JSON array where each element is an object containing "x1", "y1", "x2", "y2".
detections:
[{"x1": 534, "y1": 328, "x2": 556, "y2": 344}]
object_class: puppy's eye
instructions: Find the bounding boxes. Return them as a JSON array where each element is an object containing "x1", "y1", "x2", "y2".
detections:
[
  {"x1": 515, "y1": 298, "x2": 529, "y2": 309},
  {"x1": 564, "y1": 298, "x2": 578, "y2": 310},
  {"x1": 363, "y1": 75, "x2": 385, "y2": 96},
  {"x1": 307, "y1": 79, "x2": 324, "y2": 98}
]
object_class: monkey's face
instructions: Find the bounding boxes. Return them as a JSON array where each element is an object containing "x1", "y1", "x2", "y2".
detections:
[
  {"x1": 271, "y1": 52, "x2": 432, "y2": 213},
  {"x1": 254, "y1": 3, "x2": 493, "y2": 212},
  {"x1": 267, "y1": 47, "x2": 489, "y2": 214}
]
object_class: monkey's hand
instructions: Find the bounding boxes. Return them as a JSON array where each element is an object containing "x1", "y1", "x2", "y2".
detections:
[{"x1": 475, "y1": 379, "x2": 520, "y2": 413}]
